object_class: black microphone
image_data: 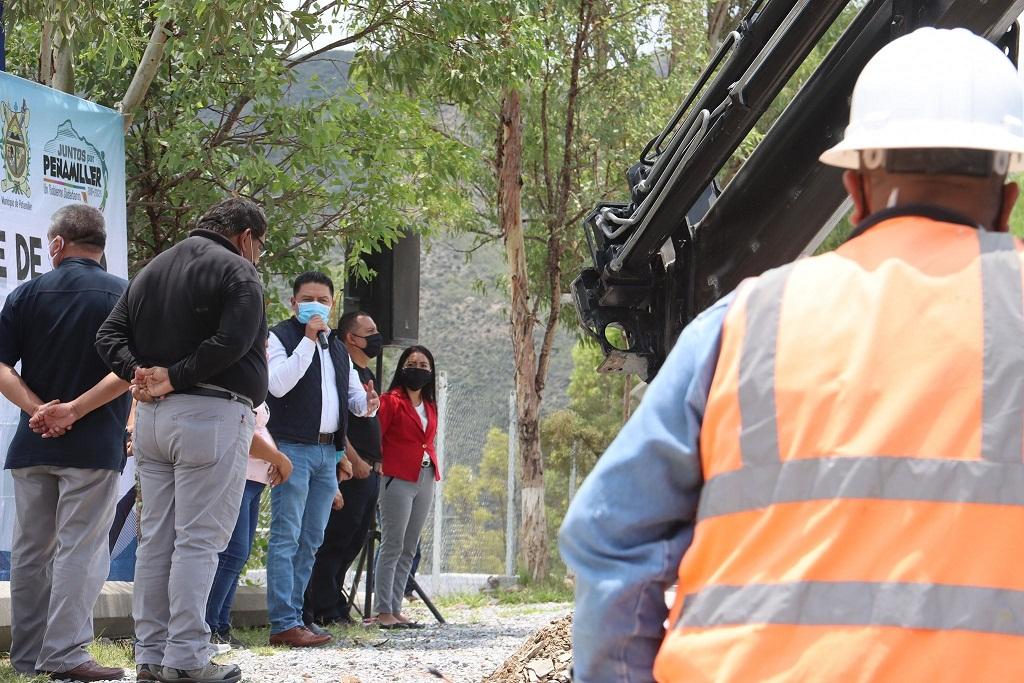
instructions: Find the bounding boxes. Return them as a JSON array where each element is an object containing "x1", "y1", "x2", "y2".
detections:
[{"x1": 317, "y1": 330, "x2": 329, "y2": 350}]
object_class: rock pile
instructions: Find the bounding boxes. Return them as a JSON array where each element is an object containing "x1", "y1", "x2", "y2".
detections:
[{"x1": 482, "y1": 614, "x2": 573, "y2": 683}]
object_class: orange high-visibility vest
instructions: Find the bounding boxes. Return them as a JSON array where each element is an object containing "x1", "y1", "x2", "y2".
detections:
[{"x1": 654, "y1": 215, "x2": 1024, "y2": 682}]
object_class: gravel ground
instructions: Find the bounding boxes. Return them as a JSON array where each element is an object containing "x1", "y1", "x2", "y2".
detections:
[
  {"x1": 221, "y1": 602, "x2": 572, "y2": 683},
  {"x1": 6, "y1": 602, "x2": 571, "y2": 683}
]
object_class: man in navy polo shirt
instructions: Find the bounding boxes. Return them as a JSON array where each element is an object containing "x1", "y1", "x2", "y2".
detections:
[{"x1": 0, "y1": 204, "x2": 131, "y2": 682}]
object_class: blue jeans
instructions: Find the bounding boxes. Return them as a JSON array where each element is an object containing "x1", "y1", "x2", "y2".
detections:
[
  {"x1": 266, "y1": 441, "x2": 338, "y2": 634},
  {"x1": 205, "y1": 480, "x2": 266, "y2": 634},
  {"x1": 107, "y1": 537, "x2": 137, "y2": 581}
]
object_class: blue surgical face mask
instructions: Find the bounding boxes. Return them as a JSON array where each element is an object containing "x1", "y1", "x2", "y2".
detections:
[{"x1": 296, "y1": 301, "x2": 331, "y2": 325}]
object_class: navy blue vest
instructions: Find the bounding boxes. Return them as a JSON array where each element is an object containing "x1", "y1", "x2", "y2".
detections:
[{"x1": 266, "y1": 317, "x2": 351, "y2": 452}]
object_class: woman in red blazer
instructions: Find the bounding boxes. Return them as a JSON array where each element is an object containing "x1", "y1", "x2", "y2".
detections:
[{"x1": 374, "y1": 345, "x2": 439, "y2": 628}]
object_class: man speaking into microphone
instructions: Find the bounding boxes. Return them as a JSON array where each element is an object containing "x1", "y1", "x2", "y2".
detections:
[{"x1": 264, "y1": 271, "x2": 379, "y2": 647}]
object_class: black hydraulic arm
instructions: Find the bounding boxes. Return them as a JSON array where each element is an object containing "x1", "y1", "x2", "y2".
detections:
[
  {"x1": 573, "y1": 0, "x2": 1024, "y2": 381},
  {"x1": 693, "y1": 0, "x2": 1024, "y2": 311},
  {"x1": 611, "y1": 0, "x2": 852, "y2": 275}
]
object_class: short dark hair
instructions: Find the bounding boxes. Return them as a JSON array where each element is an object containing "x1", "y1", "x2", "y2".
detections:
[
  {"x1": 196, "y1": 197, "x2": 267, "y2": 239},
  {"x1": 48, "y1": 204, "x2": 105, "y2": 250},
  {"x1": 292, "y1": 270, "x2": 334, "y2": 296},
  {"x1": 338, "y1": 310, "x2": 371, "y2": 338},
  {"x1": 389, "y1": 345, "x2": 437, "y2": 403}
]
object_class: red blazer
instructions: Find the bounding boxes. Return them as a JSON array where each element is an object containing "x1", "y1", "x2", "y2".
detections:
[{"x1": 378, "y1": 388, "x2": 440, "y2": 482}]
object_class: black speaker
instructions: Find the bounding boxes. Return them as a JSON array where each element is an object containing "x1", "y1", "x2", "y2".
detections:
[{"x1": 344, "y1": 231, "x2": 420, "y2": 346}]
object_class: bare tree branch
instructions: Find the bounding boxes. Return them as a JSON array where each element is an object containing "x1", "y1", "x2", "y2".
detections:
[
  {"x1": 537, "y1": 0, "x2": 593, "y2": 392},
  {"x1": 118, "y1": 17, "x2": 172, "y2": 130}
]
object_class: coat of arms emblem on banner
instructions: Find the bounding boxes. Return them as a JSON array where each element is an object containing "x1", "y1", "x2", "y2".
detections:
[{"x1": 2, "y1": 99, "x2": 30, "y2": 197}]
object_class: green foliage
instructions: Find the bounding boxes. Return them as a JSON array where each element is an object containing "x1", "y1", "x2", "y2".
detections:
[
  {"x1": 443, "y1": 427, "x2": 510, "y2": 574},
  {"x1": 439, "y1": 338, "x2": 625, "y2": 575},
  {"x1": 545, "y1": 340, "x2": 626, "y2": 474},
  {"x1": 6, "y1": 1, "x2": 479, "y2": 292},
  {"x1": 1008, "y1": 175, "x2": 1024, "y2": 238},
  {"x1": 357, "y1": 0, "x2": 547, "y2": 100},
  {"x1": 538, "y1": 339, "x2": 628, "y2": 569}
]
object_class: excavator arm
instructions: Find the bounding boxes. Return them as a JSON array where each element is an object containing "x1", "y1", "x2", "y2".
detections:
[{"x1": 572, "y1": 0, "x2": 1024, "y2": 381}]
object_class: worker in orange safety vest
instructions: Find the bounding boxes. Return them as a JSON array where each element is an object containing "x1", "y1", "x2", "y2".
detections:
[{"x1": 560, "y1": 26, "x2": 1024, "y2": 682}]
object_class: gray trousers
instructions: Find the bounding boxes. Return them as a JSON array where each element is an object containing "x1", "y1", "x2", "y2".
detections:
[
  {"x1": 10, "y1": 465, "x2": 118, "y2": 674},
  {"x1": 375, "y1": 466, "x2": 435, "y2": 615},
  {"x1": 132, "y1": 394, "x2": 253, "y2": 670}
]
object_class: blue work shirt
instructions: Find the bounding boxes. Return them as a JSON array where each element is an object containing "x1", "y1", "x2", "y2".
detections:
[
  {"x1": 0, "y1": 257, "x2": 131, "y2": 471},
  {"x1": 558, "y1": 292, "x2": 734, "y2": 683}
]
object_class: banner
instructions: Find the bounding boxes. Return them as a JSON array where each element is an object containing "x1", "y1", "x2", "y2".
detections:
[{"x1": 0, "y1": 72, "x2": 129, "y2": 571}]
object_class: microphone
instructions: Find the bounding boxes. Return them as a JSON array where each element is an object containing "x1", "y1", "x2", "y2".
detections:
[{"x1": 317, "y1": 330, "x2": 330, "y2": 350}]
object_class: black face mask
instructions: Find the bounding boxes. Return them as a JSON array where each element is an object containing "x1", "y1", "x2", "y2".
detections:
[
  {"x1": 358, "y1": 333, "x2": 384, "y2": 359},
  {"x1": 399, "y1": 367, "x2": 432, "y2": 391}
]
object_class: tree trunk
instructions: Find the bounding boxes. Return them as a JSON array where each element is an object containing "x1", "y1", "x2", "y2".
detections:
[
  {"x1": 497, "y1": 86, "x2": 549, "y2": 582},
  {"x1": 38, "y1": 21, "x2": 54, "y2": 85},
  {"x1": 707, "y1": 0, "x2": 733, "y2": 51},
  {"x1": 52, "y1": 29, "x2": 74, "y2": 94}
]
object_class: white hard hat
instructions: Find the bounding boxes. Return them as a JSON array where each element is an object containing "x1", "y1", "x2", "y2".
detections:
[{"x1": 820, "y1": 27, "x2": 1024, "y2": 172}]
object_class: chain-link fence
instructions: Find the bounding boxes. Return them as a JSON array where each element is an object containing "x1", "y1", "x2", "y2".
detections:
[{"x1": 419, "y1": 374, "x2": 519, "y2": 578}]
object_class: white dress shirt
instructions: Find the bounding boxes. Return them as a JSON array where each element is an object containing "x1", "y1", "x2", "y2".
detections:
[
  {"x1": 267, "y1": 331, "x2": 373, "y2": 433},
  {"x1": 414, "y1": 401, "x2": 430, "y2": 466}
]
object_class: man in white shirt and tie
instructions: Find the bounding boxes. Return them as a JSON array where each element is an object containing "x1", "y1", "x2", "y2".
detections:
[{"x1": 264, "y1": 271, "x2": 379, "y2": 647}]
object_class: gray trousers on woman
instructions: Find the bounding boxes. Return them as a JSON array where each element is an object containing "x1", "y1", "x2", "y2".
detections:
[{"x1": 375, "y1": 466, "x2": 435, "y2": 615}]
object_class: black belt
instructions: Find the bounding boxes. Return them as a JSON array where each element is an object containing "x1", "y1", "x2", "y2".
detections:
[
  {"x1": 179, "y1": 387, "x2": 253, "y2": 410},
  {"x1": 318, "y1": 433, "x2": 334, "y2": 445}
]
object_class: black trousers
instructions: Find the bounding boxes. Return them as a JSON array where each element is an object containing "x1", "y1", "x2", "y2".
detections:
[{"x1": 304, "y1": 470, "x2": 381, "y2": 622}]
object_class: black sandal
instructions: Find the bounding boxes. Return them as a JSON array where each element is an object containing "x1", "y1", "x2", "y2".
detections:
[{"x1": 378, "y1": 622, "x2": 408, "y2": 630}]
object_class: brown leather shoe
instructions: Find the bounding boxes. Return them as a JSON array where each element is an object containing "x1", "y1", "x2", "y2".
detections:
[
  {"x1": 135, "y1": 664, "x2": 159, "y2": 681},
  {"x1": 268, "y1": 625, "x2": 332, "y2": 648},
  {"x1": 45, "y1": 659, "x2": 125, "y2": 681}
]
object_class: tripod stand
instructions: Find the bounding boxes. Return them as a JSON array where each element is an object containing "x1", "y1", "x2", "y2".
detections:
[{"x1": 345, "y1": 504, "x2": 446, "y2": 625}]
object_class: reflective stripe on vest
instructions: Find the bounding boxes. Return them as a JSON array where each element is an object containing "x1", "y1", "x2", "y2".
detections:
[
  {"x1": 737, "y1": 265, "x2": 789, "y2": 466},
  {"x1": 678, "y1": 581, "x2": 1024, "y2": 635},
  {"x1": 697, "y1": 455, "x2": 1024, "y2": 520},
  {"x1": 979, "y1": 231, "x2": 1024, "y2": 462},
  {"x1": 657, "y1": 222, "x2": 1024, "y2": 682}
]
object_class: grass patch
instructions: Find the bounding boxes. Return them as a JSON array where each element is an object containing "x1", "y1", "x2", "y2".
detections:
[
  {"x1": 226, "y1": 621, "x2": 387, "y2": 656},
  {"x1": 495, "y1": 579, "x2": 573, "y2": 605},
  {"x1": 87, "y1": 639, "x2": 135, "y2": 669},
  {"x1": 0, "y1": 640, "x2": 135, "y2": 682},
  {"x1": 434, "y1": 592, "x2": 493, "y2": 610},
  {"x1": 0, "y1": 665, "x2": 47, "y2": 683},
  {"x1": 434, "y1": 577, "x2": 574, "y2": 610}
]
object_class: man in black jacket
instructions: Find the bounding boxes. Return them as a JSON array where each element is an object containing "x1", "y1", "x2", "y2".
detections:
[{"x1": 95, "y1": 197, "x2": 268, "y2": 683}]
